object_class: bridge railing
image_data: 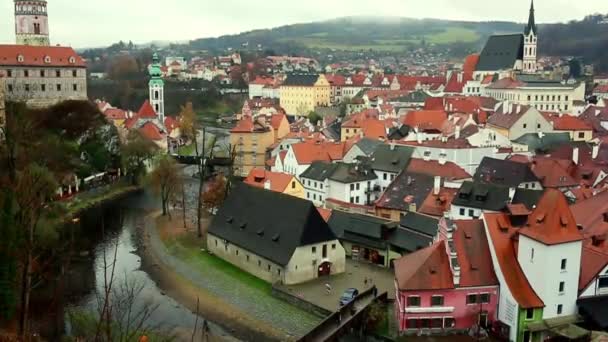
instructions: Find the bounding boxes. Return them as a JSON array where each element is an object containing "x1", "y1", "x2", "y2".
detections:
[{"x1": 297, "y1": 286, "x2": 388, "y2": 342}]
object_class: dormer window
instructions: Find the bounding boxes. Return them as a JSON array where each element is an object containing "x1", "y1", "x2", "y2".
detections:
[
  {"x1": 69, "y1": 57, "x2": 76, "y2": 64},
  {"x1": 17, "y1": 55, "x2": 24, "y2": 63},
  {"x1": 44, "y1": 56, "x2": 51, "y2": 64}
]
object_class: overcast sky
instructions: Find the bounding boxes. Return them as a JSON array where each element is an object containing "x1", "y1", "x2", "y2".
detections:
[{"x1": 0, "y1": 0, "x2": 606, "y2": 48}]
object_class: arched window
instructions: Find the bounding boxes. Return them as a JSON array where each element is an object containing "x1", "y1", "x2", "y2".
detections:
[
  {"x1": 34, "y1": 23, "x2": 40, "y2": 35},
  {"x1": 155, "y1": 104, "x2": 159, "y2": 112},
  {"x1": 155, "y1": 90, "x2": 159, "y2": 100}
]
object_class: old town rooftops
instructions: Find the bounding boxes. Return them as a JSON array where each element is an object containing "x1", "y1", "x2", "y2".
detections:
[{"x1": 0, "y1": 44, "x2": 86, "y2": 67}]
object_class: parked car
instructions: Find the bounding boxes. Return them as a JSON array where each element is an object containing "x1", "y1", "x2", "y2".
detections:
[{"x1": 339, "y1": 288, "x2": 359, "y2": 306}]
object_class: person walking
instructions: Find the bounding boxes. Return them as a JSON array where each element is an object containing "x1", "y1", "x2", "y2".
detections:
[{"x1": 325, "y1": 283, "x2": 332, "y2": 295}]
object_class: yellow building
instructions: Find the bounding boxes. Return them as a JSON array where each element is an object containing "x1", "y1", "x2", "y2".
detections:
[
  {"x1": 243, "y1": 168, "x2": 305, "y2": 199},
  {"x1": 280, "y1": 74, "x2": 330, "y2": 116},
  {"x1": 230, "y1": 117, "x2": 276, "y2": 177}
]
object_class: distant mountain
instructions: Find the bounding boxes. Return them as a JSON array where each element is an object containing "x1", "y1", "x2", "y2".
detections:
[{"x1": 190, "y1": 14, "x2": 608, "y2": 71}]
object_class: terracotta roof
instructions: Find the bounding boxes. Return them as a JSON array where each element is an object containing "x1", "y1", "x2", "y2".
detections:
[
  {"x1": 486, "y1": 77, "x2": 525, "y2": 89},
  {"x1": 104, "y1": 108, "x2": 127, "y2": 121},
  {"x1": 244, "y1": 168, "x2": 296, "y2": 193},
  {"x1": 571, "y1": 190, "x2": 608, "y2": 239},
  {"x1": 361, "y1": 120, "x2": 387, "y2": 140},
  {"x1": 230, "y1": 116, "x2": 271, "y2": 133},
  {"x1": 394, "y1": 241, "x2": 454, "y2": 291},
  {"x1": 0, "y1": 44, "x2": 86, "y2": 67},
  {"x1": 484, "y1": 213, "x2": 545, "y2": 308},
  {"x1": 453, "y1": 220, "x2": 499, "y2": 287},
  {"x1": 528, "y1": 157, "x2": 579, "y2": 188},
  {"x1": 544, "y1": 114, "x2": 593, "y2": 131},
  {"x1": 463, "y1": 54, "x2": 480, "y2": 76},
  {"x1": 164, "y1": 116, "x2": 179, "y2": 134},
  {"x1": 444, "y1": 72, "x2": 471, "y2": 94},
  {"x1": 402, "y1": 110, "x2": 448, "y2": 132},
  {"x1": 519, "y1": 189, "x2": 584, "y2": 245},
  {"x1": 270, "y1": 114, "x2": 287, "y2": 130},
  {"x1": 290, "y1": 141, "x2": 346, "y2": 165},
  {"x1": 138, "y1": 100, "x2": 158, "y2": 119},
  {"x1": 487, "y1": 104, "x2": 533, "y2": 129},
  {"x1": 407, "y1": 159, "x2": 471, "y2": 180},
  {"x1": 579, "y1": 246, "x2": 608, "y2": 291},
  {"x1": 138, "y1": 122, "x2": 164, "y2": 141},
  {"x1": 317, "y1": 208, "x2": 333, "y2": 222},
  {"x1": 419, "y1": 188, "x2": 457, "y2": 217}
]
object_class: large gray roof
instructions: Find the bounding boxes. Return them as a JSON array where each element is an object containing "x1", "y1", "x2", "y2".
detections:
[
  {"x1": 474, "y1": 157, "x2": 540, "y2": 188},
  {"x1": 283, "y1": 74, "x2": 319, "y2": 87},
  {"x1": 476, "y1": 34, "x2": 524, "y2": 72},
  {"x1": 209, "y1": 183, "x2": 336, "y2": 266},
  {"x1": 370, "y1": 144, "x2": 415, "y2": 173},
  {"x1": 300, "y1": 161, "x2": 377, "y2": 183}
]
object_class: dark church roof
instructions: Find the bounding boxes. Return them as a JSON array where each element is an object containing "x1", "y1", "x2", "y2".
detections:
[
  {"x1": 476, "y1": 34, "x2": 524, "y2": 72},
  {"x1": 209, "y1": 183, "x2": 337, "y2": 266},
  {"x1": 283, "y1": 74, "x2": 319, "y2": 87}
]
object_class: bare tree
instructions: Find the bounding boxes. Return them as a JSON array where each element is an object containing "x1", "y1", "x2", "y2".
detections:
[{"x1": 149, "y1": 156, "x2": 181, "y2": 218}]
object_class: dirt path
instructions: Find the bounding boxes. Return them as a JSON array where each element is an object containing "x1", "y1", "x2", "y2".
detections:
[{"x1": 138, "y1": 210, "x2": 288, "y2": 342}]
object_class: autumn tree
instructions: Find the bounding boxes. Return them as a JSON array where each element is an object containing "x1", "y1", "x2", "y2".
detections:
[
  {"x1": 178, "y1": 102, "x2": 197, "y2": 156},
  {"x1": 202, "y1": 174, "x2": 227, "y2": 214},
  {"x1": 148, "y1": 156, "x2": 181, "y2": 217},
  {"x1": 122, "y1": 131, "x2": 158, "y2": 185}
]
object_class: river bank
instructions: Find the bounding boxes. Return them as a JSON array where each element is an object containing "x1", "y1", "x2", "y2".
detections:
[{"x1": 138, "y1": 211, "x2": 290, "y2": 341}]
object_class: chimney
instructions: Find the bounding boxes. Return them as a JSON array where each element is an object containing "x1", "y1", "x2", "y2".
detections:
[
  {"x1": 439, "y1": 154, "x2": 447, "y2": 165},
  {"x1": 593, "y1": 143, "x2": 600, "y2": 159},
  {"x1": 457, "y1": 73, "x2": 463, "y2": 84},
  {"x1": 572, "y1": 147, "x2": 580, "y2": 165},
  {"x1": 416, "y1": 131, "x2": 423, "y2": 144},
  {"x1": 264, "y1": 180, "x2": 271, "y2": 190},
  {"x1": 433, "y1": 176, "x2": 441, "y2": 195},
  {"x1": 390, "y1": 143, "x2": 395, "y2": 151},
  {"x1": 455, "y1": 125, "x2": 461, "y2": 140}
]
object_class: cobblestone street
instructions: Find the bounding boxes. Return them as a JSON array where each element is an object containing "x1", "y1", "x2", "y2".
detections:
[{"x1": 278, "y1": 259, "x2": 395, "y2": 312}]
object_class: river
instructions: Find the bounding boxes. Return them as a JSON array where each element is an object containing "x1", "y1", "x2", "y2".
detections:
[{"x1": 60, "y1": 187, "x2": 240, "y2": 341}]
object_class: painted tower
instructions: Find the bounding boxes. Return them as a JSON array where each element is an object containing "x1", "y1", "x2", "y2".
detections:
[
  {"x1": 14, "y1": 0, "x2": 50, "y2": 46},
  {"x1": 149, "y1": 53, "x2": 165, "y2": 123},
  {"x1": 523, "y1": 0, "x2": 538, "y2": 74}
]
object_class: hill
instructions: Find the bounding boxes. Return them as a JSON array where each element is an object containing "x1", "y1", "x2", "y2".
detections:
[{"x1": 190, "y1": 14, "x2": 608, "y2": 71}]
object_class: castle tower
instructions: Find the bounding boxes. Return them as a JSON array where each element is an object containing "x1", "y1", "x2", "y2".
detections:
[
  {"x1": 14, "y1": 0, "x2": 50, "y2": 46},
  {"x1": 149, "y1": 53, "x2": 165, "y2": 123},
  {"x1": 523, "y1": 0, "x2": 538, "y2": 74}
]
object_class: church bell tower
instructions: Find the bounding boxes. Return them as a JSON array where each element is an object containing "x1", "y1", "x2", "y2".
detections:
[
  {"x1": 149, "y1": 53, "x2": 165, "y2": 123},
  {"x1": 14, "y1": 0, "x2": 50, "y2": 46},
  {"x1": 523, "y1": 0, "x2": 538, "y2": 74}
]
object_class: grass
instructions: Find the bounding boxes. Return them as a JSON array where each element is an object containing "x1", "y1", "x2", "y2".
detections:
[
  {"x1": 177, "y1": 143, "x2": 196, "y2": 156},
  {"x1": 165, "y1": 234, "x2": 272, "y2": 294},
  {"x1": 427, "y1": 27, "x2": 480, "y2": 44}
]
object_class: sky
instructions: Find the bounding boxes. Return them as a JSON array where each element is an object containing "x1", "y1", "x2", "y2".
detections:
[{"x1": 0, "y1": 0, "x2": 606, "y2": 48}]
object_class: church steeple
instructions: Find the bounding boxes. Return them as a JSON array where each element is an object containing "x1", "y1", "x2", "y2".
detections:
[
  {"x1": 149, "y1": 53, "x2": 165, "y2": 123},
  {"x1": 14, "y1": 0, "x2": 50, "y2": 46},
  {"x1": 524, "y1": 0, "x2": 537, "y2": 36}
]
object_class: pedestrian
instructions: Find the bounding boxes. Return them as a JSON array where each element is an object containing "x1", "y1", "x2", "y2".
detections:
[
  {"x1": 364, "y1": 277, "x2": 368, "y2": 286},
  {"x1": 372, "y1": 285, "x2": 378, "y2": 297},
  {"x1": 325, "y1": 283, "x2": 332, "y2": 295}
]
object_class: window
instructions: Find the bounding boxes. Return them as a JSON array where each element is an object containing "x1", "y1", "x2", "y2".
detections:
[
  {"x1": 40, "y1": 70, "x2": 45, "y2": 77},
  {"x1": 356, "y1": 183, "x2": 360, "y2": 190},
  {"x1": 24, "y1": 70, "x2": 29, "y2": 77},
  {"x1": 355, "y1": 196, "x2": 360, "y2": 204},
  {"x1": 459, "y1": 208, "x2": 465, "y2": 216},
  {"x1": 322, "y1": 244, "x2": 327, "y2": 258},
  {"x1": 523, "y1": 331, "x2": 531, "y2": 342},
  {"x1": 468, "y1": 209, "x2": 475, "y2": 218},
  {"x1": 277, "y1": 269, "x2": 281, "y2": 275},
  {"x1": 41, "y1": 84, "x2": 45, "y2": 92},
  {"x1": 307, "y1": 192, "x2": 310, "y2": 199},
  {"x1": 55, "y1": 70, "x2": 61, "y2": 77},
  {"x1": 312, "y1": 246, "x2": 316, "y2": 254},
  {"x1": 24, "y1": 84, "x2": 30, "y2": 91},
  {"x1": 246, "y1": 255, "x2": 249, "y2": 262},
  {"x1": 313, "y1": 194, "x2": 316, "y2": 201},
  {"x1": 537, "y1": 124, "x2": 541, "y2": 129},
  {"x1": 559, "y1": 282, "x2": 565, "y2": 293},
  {"x1": 557, "y1": 304, "x2": 563, "y2": 315},
  {"x1": 480, "y1": 293, "x2": 490, "y2": 303},
  {"x1": 466, "y1": 294, "x2": 477, "y2": 304},
  {"x1": 407, "y1": 296, "x2": 420, "y2": 307},
  {"x1": 523, "y1": 123, "x2": 527, "y2": 129},
  {"x1": 215, "y1": 239, "x2": 218, "y2": 246},
  {"x1": 235, "y1": 249, "x2": 239, "y2": 256},
  {"x1": 7, "y1": 70, "x2": 12, "y2": 77},
  {"x1": 406, "y1": 318, "x2": 418, "y2": 329},
  {"x1": 56, "y1": 84, "x2": 61, "y2": 91},
  {"x1": 350, "y1": 184, "x2": 355, "y2": 191},
  {"x1": 598, "y1": 276, "x2": 608, "y2": 288},
  {"x1": 267, "y1": 264, "x2": 271, "y2": 271},
  {"x1": 332, "y1": 244, "x2": 336, "y2": 250},
  {"x1": 444, "y1": 317, "x2": 455, "y2": 328},
  {"x1": 431, "y1": 295, "x2": 444, "y2": 307},
  {"x1": 531, "y1": 248, "x2": 535, "y2": 262},
  {"x1": 291, "y1": 181, "x2": 296, "y2": 189},
  {"x1": 561, "y1": 259, "x2": 567, "y2": 270},
  {"x1": 350, "y1": 197, "x2": 354, "y2": 203},
  {"x1": 73, "y1": 84, "x2": 77, "y2": 91},
  {"x1": 383, "y1": 173, "x2": 387, "y2": 180},
  {"x1": 578, "y1": 132, "x2": 585, "y2": 139},
  {"x1": 431, "y1": 318, "x2": 443, "y2": 328},
  {"x1": 72, "y1": 70, "x2": 77, "y2": 77},
  {"x1": 258, "y1": 260, "x2": 261, "y2": 267},
  {"x1": 526, "y1": 308, "x2": 534, "y2": 320}
]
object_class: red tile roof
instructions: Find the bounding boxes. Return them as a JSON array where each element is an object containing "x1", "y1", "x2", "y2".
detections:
[
  {"x1": 138, "y1": 122, "x2": 164, "y2": 141},
  {"x1": 243, "y1": 168, "x2": 297, "y2": 193},
  {"x1": 138, "y1": 100, "x2": 158, "y2": 119},
  {"x1": 291, "y1": 141, "x2": 346, "y2": 164},
  {"x1": 317, "y1": 208, "x2": 333, "y2": 222},
  {"x1": 406, "y1": 159, "x2": 471, "y2": 180},
  {"x1": 487, "y1": 104, "x2": 532, "y2": 129},
  {"x1": 453, "y1": 220, "x2": 499, "y2": 287},
  {"x1": 444, "y1": 72, "x2": 471, "y2": 94},
  {"x1": 419, "y1": 188, "x2": 457, "y2": 217},
  {"x1": 519, "y1": 189, "x2": 584, "y2": 245},
  {"x1": 484, "y1": 213, "x2": 545, "y2": 308},
  {"x1": 164, "y1": 116, "x2": 179, "y2": 134},
  {"x1": 270, "y1": 114, "x2": 287, "y2": 131},
  {"x1": 579, "y1": 246, "x2": 608, "y2": 291},
  {"x1": 402, "y1": 110, "x2": 448, "y2": 132},
  {"x1": 486, "y1": 77, "x2": 525, "y2": 89},
  {"x1": 571, "y1": 190, "x2": 608, "y2": 239},
  {"x1": 104, "y1": 108, "x2": 127, "y2": 121},
  {"x1": 544, "y1": 114, "x2": 593, "y2": 131},
  {"x1": 0, "y1": 44, "x2": 86, "y2": 67},
  {"x1": 594, "y1": 84, "x2": 608, "y2": 93},
  {"x1": 394, "y1": 241, "x2": 454, "y2": 291},
  {"x1": 463, "y1": 54, "x2": 480, "y2": 76}
]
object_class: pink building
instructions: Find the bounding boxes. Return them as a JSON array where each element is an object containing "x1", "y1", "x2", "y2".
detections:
[{"x1": 394, "y1": 220, "x2": 499, "y2": 334}]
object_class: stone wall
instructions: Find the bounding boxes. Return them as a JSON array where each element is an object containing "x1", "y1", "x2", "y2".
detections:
[
  {"x1": 1, "y1": 66, "x2": 87, "y2": 107},
  {"x1": 0, "y1": 77, "x2": 5, "y2": 127},
  {"x1": 271, "y1": 285, "x2": 331, "y2": 318}
]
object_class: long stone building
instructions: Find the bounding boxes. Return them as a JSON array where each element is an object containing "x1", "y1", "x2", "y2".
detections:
[{"x1": 0, "y1": 0, "x2": 87, "y2": 107}]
